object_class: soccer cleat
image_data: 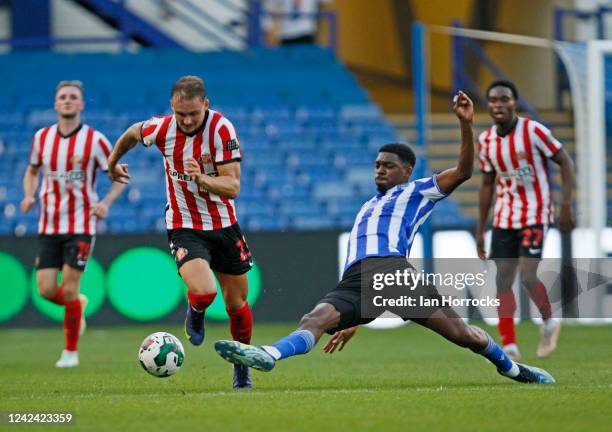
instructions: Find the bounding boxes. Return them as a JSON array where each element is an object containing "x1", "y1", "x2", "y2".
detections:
[
  {"x1": 503, "y1": 343, "x2": 521, "y2": 362},
  {"x1": 503, "y1": 363, "x2": 556, "y2": 384},
  {"x1": 214, "y1": 340, "x2": 276, "y2": 372},
  {"x1": 233, "y1": 364, "x2": 252, "y2": 389},
  {"x1": 55, "y1": 349, "x2": 79, "y2": 368},
  {"x1": 537, "y1": 320, "x2": 561, "y2": 359},
  {"x1": 79, "y1": 294, "x2": 88, "y2": 336},
  {"x1": 184, "y1": 305, "x2": 205, "y2": 346}
]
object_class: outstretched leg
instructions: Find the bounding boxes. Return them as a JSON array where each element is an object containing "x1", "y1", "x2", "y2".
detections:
[
  {"x1": 417, "y1": 307, "x2": 555, "y2": 384},
  {"x1": 215, "y1": 303, "x2": 341, "y2": 371}
]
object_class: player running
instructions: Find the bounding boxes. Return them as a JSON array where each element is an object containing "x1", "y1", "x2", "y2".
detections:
[
  {"x1": 20, "y1": 80, "x2": 125, "y2": 368},
  {"x1": 476, "y1": 80, "x2": 575, "y2": 361},
  {"x1": 107, "y1": 76, "x2": 254, "y2": 389},
  {"x1": 214, "y1": 91, "x2": 555, "y2": 385}
]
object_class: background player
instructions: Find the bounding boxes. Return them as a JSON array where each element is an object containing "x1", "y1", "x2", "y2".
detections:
[
  {"x1": 107, "y1": 76, "x2": 254, "y2": 389},
  {"x1": 20, "y1": 80, "x2": 125, "y2": 368},
  {"x1": 476, "y1": 80, "x2": 576, "y2": 361},
  {"x1": 214, "y1": 92, "x2": 556, "y2": 385}
]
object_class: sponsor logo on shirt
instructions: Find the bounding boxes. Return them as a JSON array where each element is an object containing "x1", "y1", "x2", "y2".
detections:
[
  {"x1": 499, "y1": 165, "x2": 535, "y2": 184},
  {"x1": 46, "y1": 170, "x2": 85, "y2": 182}
]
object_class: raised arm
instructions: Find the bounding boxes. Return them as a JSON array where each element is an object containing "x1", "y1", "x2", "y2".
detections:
[
  {"x1": 476, "y1": 171, "x2": 496, "y2": 259},
  {"x1": 186, "y1": 159, "x2": 241, "y2": 199},
  {"x1": 551, "y1": 148, "x2": 576, "y2": 232},
  {"x1": 435, "y1": 91, "x2": 475, "y2": 194},
  {"x1": 20, "y1": 164, "x2": 40, "y2": 213},
  {"x1": 107, "y1": 121, "x2": 144, "y2": 184}
]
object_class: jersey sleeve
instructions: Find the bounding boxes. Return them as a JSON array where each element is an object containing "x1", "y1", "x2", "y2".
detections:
[
  {"x1": 478, "y1": 132, "x2": 494, "y2": 173},
  {"x1": 140, "y1": 116, "x2": 167, "y2": 148},
  {"x1": 414, "y1": 175, "x2": 447, "y2": 202},
  {"x1": 213, "y1": 116, "x2": 242, "y2": 164},
  {"x1": 94, "y1": 132, "x2": 112, "y2": 171},
  {"x1": 28, "y1": 129, "x2": 43, "y2": 167},
  {"x1": 531, "y1": 121, "x2": 562, "y2": 158}
]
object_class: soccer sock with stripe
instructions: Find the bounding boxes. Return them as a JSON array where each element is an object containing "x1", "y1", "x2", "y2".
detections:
[
  {"x1": 477, "y1": 333, "x2": 519, "y2": 377},
  {"x1": 527, "y1": 282, "x2": 552, "y2": 320},
  {"x1": 187, "y1": 291, "x2": 217, "y2": 313},
  {"x1": 64, "y1": 298, "x2": 82, "y2": 352},
  {"x1": 497, "y1": 291, "x2": 517, "y2": 346},
  {"x1": 262, "y1": 330, "x2": 316, "y2": 360},
  {"x1": 227, "y1": 302, "x2": 253, "y2": 344}
]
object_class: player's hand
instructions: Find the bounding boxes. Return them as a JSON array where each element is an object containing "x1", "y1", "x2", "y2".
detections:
[
  {"x1": 476, "y1": 232, "x2": 487, "y2": 260},
  {"x1": 91, "y1": 201, "x2": 109, "y2": 219},
  {"x1": 558, "y1": 203, "x2": 575, "y2": 233},
  {"x1": 323, "y1": 326, "x2": 357, "y2": 354},
  {"x1": 453, "y1": 91, "x2": 474, "y2": 123},
  {"x1": 19, "y1": 196, "x2": 36, "y2": 213},
  {"x1": 186, "y1": 158, "x2": 204, "y2": 185},
  {"x1": 108, "y1": 163, "x2": 130, "y2": 184}
]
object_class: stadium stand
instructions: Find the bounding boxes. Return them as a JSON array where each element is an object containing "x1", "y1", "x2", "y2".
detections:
[{"x1": 0, "y1": 46, "x2": 473, "y2": 235}]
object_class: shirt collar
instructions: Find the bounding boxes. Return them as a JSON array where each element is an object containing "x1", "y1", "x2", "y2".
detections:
[{"x1": 376, "y1": 182, "x2": 407, "y2": 199}]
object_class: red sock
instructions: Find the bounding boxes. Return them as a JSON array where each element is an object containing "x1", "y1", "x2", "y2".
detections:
[
  {"x1": 528, "y1": 282, "x2": 552, "y2": 320},
  {"x1": 49, "y1": 284, "x2": 65, "y2": 306},
  {"x1": 227, "y1": 302, "x2": 253, "y2": 344},
  {"x1": 497, "y1": 291, "x2": 517, "y2": 346},
  {"x1": 64, "y1": 299, "x2": 82, "y2": 351},
  {"x1": 187, "y1": 291, "x2": 217, "y2": 312}
]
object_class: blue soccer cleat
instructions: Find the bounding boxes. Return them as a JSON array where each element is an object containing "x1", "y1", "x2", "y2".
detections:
[
  {"x1": 233, "y1": 364, "x2": 252, "y2": 389},
  {"x1": 214, "y1": 340, "x2": 276, "y2": 372},
  {"x1": 184, "y1": 305, "x2": 205, "y2": 346},
  {"x1": 504, "y1": 363, "x2": 556, "y2": 384}
]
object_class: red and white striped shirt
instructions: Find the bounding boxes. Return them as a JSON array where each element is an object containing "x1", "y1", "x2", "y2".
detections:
[
  {"x1": 141, "y1": 109, "x2": 242, "y2": 231},
  {"x1": 29, "y1": 124, "x2": 112, "y2": 235},
  {"x1": 478, "y1": 117, "x2": 562, "y2": 229}
]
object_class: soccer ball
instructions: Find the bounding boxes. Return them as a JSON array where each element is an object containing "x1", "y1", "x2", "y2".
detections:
[{"x1": 138, "y1": 332, "x2": 185, "y2": 378}]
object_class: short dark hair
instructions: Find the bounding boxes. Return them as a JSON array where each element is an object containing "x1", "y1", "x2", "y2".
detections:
[
  {"x1": 56, "y1": 80, "x2": 84, "y2": 96},
  {"x1": 486, "y1": 80, "x2": 518, "y2": 100},
  {"x1": 171, "y1": 76, "x2": 207, "y2": 100},
  {"x1": 378, "y1": 143, "x2": 416, "y2": 167}
]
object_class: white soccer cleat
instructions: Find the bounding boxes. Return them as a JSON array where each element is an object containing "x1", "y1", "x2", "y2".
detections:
[
  {"x1": 537, "y1": 319, "x2": 561, "y2": 359},
  {"x1": 503, "y1": 343, "x2": 521, "y2": 362},
  {"x1": 79, "y1": 294, "x2": 88, "y2": 336},
  {"x1": 55, "y1": 350, "x2": 79, "y2": 368}
]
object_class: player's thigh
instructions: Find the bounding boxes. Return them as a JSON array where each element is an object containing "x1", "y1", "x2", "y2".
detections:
[
  {"x1": 36, "y1": 268, "x2": 60, "y2": 297},
  {"x1": 209, "y1": 224, "x2": 252, "y2": 276},
  {"x1": 179, "y1": 258, "x2": 217, "y2": 295},
  {"x1": 215, "y1": 271, "x2": 248, "y2": 310},
  {"x1": 168, "y1": 229, "x2": 216, "y2": 294}
]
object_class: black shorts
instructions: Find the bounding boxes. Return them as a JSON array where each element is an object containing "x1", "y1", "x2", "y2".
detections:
[
  {"x1": 36, "y1": 234, "x2": 94, "y2": 272},
  {"x1": 490, "y1": 224, "x2": 546, "y2": 259},
  {"x1": 167, "y1": 224, "x2": 252, "y2": 275},
  {"x1": 318, "y1": 257, "x2": 443, "y2": 334}
]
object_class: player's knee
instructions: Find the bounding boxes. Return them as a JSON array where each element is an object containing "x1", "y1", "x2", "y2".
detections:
[
  {"x1": 37, "y1": 277, "x2": 57, "y2": 299},
  {"x1": 298, "y1": 311, "x2": 325, "y2": 331},
  {"x1": 519, "y1": 273, "x2": 539, "y2": 289},
  {"x1": 449, "y1": 322, "x2": 480, "y2": 349}
]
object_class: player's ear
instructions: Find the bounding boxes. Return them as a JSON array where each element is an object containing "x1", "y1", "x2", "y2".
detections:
[{"x1": 203, "y1": 98, "x2": 209, "y2": 110}]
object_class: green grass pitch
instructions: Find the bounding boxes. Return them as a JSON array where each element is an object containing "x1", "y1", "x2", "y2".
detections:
[{"x1": 1, "y1": 322, "x2": 611, "y2": 431}]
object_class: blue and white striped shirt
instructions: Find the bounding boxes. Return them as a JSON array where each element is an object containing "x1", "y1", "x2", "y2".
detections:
[{"x1": 344, "y1": 175, "x2": 447, "y2": 272}]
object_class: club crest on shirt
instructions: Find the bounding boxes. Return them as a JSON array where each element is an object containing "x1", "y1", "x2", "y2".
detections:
[
  {"x1": 225, "y1": 139, "x2": 239, "y2": 151},
  {"x1": 175, "y1": 247, "x2": 188, "y2": 262},
  {"x1": 200, "y1": 154, "x2": 213, "y2": 165},
  {"x1": 71, "y1": 154, "x2": 83, "y2": 165},
  {"x1": 517, "y1": 151, "x2": 527, "y2": 161}
]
